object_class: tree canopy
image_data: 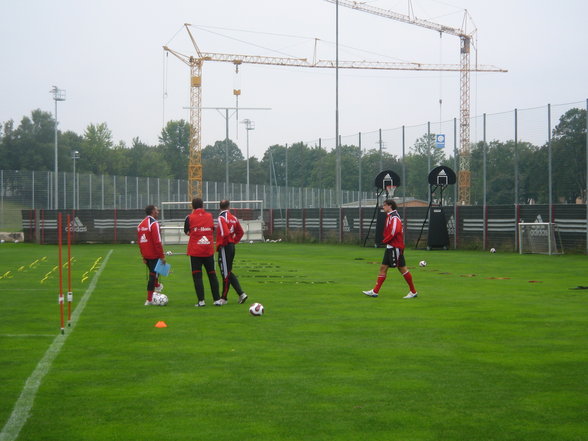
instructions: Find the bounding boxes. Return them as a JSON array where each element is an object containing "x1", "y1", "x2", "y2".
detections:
[{"x1": 1, "y1": 108, "x2": 586, "y2": 204}]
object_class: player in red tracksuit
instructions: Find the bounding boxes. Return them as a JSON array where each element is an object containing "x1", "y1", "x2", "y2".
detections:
[
  {"x1": 184, "y1": 198, "x2": 221, "y2": 307},
  {"x1": 215, "y1": 200, "x2": 248, "y2": 305},
  {"x1": 137, "y1": 205, "x2": 166, "y2": 305},
  {"x1": 363, "y1": 199, "x2": 418, "y2": 299}
]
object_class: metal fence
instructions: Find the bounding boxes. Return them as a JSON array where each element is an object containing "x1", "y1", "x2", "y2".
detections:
[
  {"x1": 307, "y1": 100, "x2": 587, "y2": 207},
  {"x1": 20, "y1": 204, "x2": 588, "y2": 254},
  {"x1": 0, "y1": 170, "x2": 370, "y2": 232},
  {"x1": 2, "y1": 99, "x2": 587, "y2": 251}
]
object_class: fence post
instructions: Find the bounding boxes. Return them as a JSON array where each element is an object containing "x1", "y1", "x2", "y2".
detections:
[
  {"x1": 319, "y1": 207, "x2": 323, "y2": 243},
  {"x1": 483, "y1": 113, "x2": 487, "y2": 250},
  {"x1": 453, "y1": 117, "x2": 457, "y2": 249},
  {"x1": 548, "y1": 103, "x2": 553, "y2": 224},
  {"x1": 114, "y1": 208, "x2": 118, "y2": 243}
]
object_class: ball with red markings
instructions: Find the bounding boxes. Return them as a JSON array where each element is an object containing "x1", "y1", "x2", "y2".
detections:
[{"x1": 249, "y1": 302, "x2": 264, "y2": 316}]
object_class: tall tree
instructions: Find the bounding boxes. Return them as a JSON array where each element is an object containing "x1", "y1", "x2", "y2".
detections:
[
  {"x1": 127, "y1": 137, "x2": 170, "y2": 177},
  {"x1": 158, "y1": 120, "x2": 191, "y2": 180},
  {"x1": 202, "y1": 139, "x2": 244, "y2": 182},
  {"x1": 81, "y1": 123, "x2": 113, "y2": 175},
  {"x1": 551, "y1": 108, "x2": 587, "y2": 202}
]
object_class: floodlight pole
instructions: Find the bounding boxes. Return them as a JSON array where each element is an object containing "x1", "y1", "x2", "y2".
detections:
[
  {"x1": 335, "y1": 0, "x2": 341, "y2": 207},
  {"x1": 51, "y1": 86, "x2": 66, "y2": 210},
  {"x1": 241, "y1": 118, "x2": 255, "y2": 206},
  {"x1": 186, "y1": 106, "x2": 270, "y2": 199},
  {"x1": 72, "y1": 150, "x2": 80, "y2": 209}
]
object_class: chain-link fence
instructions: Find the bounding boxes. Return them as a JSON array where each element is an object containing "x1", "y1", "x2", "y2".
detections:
[
  {"x1": 2, "y1": 100, "x2": 587, "y2": 252},
  {"x1": 0, "y1": 170, "x2": 371, "y2": 232},
  {"x1": 306, "y1": 99, "x2": 587, "y2": 207}
]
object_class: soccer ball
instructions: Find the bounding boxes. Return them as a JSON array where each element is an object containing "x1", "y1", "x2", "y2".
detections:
[
  {"x1": 419, "y1": 260, "x2": 427, "y2": 267},
  {"x1": 249, "y1": 302, "x2": 264, "y2": 316},
  {"x1": 0, "y1": 240, "x2": 4, "y2": 243},
  {"x1": 152, "y1": 293, "x2": 168, "y2": 306},
  {"x1": 490, "y1": 248, "x2": 496, "y2": 253},
  {"x1": 14, "y1": 240, "x2": 19, "y2": 244}
]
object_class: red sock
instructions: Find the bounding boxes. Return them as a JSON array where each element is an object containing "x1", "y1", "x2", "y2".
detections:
[
  {"x1": 147, "y1": 291, "x2": 154, "y2": 302},
  {"x1": 402, "y1": 271, "x2": 416, "y2": 293},
  {"x1": 374, "y1": 275, "x2": 386, "y2": 293}
]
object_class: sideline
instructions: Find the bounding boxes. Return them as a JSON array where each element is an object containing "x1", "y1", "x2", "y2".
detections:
[{"x1": 0, "y1": 249, "x2": 113, "y2": 441}]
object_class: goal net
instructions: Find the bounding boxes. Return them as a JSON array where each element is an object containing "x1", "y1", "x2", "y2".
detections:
[
  {"x1": 160, "y1": 200, "x2": 265, "y2": 246},
  {"x1": 518, "y1": 222, "x2": 563, "y2": 255}
]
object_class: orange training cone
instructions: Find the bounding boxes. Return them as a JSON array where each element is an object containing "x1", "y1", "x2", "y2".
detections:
[{"x1": 155, "y1": 321, "x2": 168, "y2": 328}]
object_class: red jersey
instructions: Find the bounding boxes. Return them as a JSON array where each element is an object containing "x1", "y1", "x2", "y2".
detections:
[
  {"x1": 184, "y1": 209, "x2": 215, "y2": 257},
  {"x1": 382, "y1": 210, "x2": 405, "y2": 250},
  {"x1": 216, "y1": 210, "x2": 244, "y2": 250},
  {"x1": 137, "y1": 216, "x2": 164, "y2": 260}
]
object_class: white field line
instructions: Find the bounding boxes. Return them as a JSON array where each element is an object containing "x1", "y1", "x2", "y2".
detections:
[{"x1": 0, "y1": 249, "x2": 113, "y2": 441}]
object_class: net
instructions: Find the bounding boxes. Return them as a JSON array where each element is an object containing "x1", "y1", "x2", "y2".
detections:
[
  {"x1": 518, "y1": 222, "x2": 563, "y2": 255},
  {"x1": 160, "y1": 200, "x2": 265, "y2": 245}
]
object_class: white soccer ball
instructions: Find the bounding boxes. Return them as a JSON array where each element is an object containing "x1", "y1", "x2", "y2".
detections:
[
  {"x1": 490, "y1": 248, "x2": 496, "y2": 253},
  {"x1": 419, "y1": 260, "x2": 427, "y2": 267},
  {"x1": 152, "y1": 293, "x2": 168, "y2": 306},
  {"x1": 14, "y1": 240, "x2": 19, "y2": 244},
  {"x1": 130, "y1": 240, "x2": 135, "y2": 244},
  {"x1": 165, "y1": 250, "x2": 173, "y2": 256},
  {"x1": 249, "y1": 240, "x2": 253, "y2": 244},
  {"x1": 0, "y1": 240, "x2": 4, "y2": 243},
  {"x1": 249, "y1": 302, "x2": 264, "y2": 316}
]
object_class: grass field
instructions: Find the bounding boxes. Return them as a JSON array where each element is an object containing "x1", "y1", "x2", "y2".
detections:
[{"x1": 1, "y1": 242, "x2": 587, "y2": 441}]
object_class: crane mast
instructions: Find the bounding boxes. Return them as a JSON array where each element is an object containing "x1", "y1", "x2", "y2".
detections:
[
  {"x1": 324, "y1": 0, "x2": 501, "y2": 205},
  {"x1": 164, "y1": 23, "x2": 504, "y2": 200}
]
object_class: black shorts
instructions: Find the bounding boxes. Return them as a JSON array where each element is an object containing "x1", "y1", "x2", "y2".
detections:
[{"x1": 382, "y1": 247, "x2": 406, "y2": 268}]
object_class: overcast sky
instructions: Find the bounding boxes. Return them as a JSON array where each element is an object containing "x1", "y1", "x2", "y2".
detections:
[{"x1": 2, "y1": 0, "x2": 587, "y2": 160}]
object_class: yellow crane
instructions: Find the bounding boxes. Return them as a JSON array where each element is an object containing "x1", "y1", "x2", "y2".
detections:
[
  {"x1": 164, "y1": 23, "x2": 505, "y2": 199},
  {"x1": 324, "y1": 0, "x2": 506, "y2": 204}
]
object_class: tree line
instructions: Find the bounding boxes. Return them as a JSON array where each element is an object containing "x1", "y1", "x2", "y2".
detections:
[{"x1": 1, "y1": 108, "x2": 585, "y2": 205}]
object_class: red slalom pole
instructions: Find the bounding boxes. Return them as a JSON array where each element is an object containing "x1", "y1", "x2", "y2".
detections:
[
  {"x1": 58, "y1": 213, "x2": 64, "y2": 335},
  {"x1": 67, "y1": 214, "x2": 73, "y2": 327}
]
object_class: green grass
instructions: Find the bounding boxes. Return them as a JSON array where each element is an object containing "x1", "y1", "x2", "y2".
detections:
[{"x1": 1, "y1": 242, "x2": 587, "y2": 441}]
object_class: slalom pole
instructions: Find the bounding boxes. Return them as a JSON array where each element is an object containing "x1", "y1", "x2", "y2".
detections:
[
  {"x1": 58, "y1": 213, "x2": 64, "y2": 335},
  {"x1": 67, "y1": 214, "x2": 73, "y2": 327}
]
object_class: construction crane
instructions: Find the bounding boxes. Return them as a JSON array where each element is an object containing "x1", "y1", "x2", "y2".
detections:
[
  {"x1": 164, "y1": 23, "x2": 504, "y2": 199},
  {"x1": 324, "y1": 0, "x2": 506, "y2": 204}
]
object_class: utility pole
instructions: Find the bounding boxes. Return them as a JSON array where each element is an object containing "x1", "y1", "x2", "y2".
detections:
[
  {"x1": 241, "y1": 118, "x2": 255, "y2": 206},
  {"x1": 51, "y1": 86, "x2": 66, "y2": 209}
]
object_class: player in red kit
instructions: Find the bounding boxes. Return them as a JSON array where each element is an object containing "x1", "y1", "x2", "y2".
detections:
[
  {"x1": 137, "y1": 205, "x2": 166, "y2": 305},
  {"x1": 363, "y1": 199, "x2": 418, "y2": 299},
  {"x1": 184, "y1": 198, "x2": 221, "y2": 307},
  {"x1": 214, "y1": 200, "x2": 248, "y2": 306}
]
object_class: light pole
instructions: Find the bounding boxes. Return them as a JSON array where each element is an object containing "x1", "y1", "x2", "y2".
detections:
[
  {"x1": 241, "y1": 119, "x2": 255, "y2": 205},
  {"x1": 72, "y1": 150, "x2": 80, "y2": 209},
  {"x1": 51, "y1": 86, "x2": 66, "y2": 210}
]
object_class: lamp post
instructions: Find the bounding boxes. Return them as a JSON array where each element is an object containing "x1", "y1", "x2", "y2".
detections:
[
  {"x1": 72, "y1": 150, "x2": 80, "y2": 209},
  {"x1": 51, "y1": 86, "x2": 66, "y2": 210},
  {"x1": 241, "y1": 119, "x2": 255, "y2": 206}
]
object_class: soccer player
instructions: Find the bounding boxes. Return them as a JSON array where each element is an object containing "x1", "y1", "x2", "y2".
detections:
[
  {"x1": 184, "y1": 198, "x2": 221, "y2": 307},
  {"x1": 363, "y1": 199, "x2": 418, "y2": 299},
  {"x1": 214, "y1": 200, "x2": 248, "y2": 305},
  {"x1": 137, "y1": 205, "x2": 166, "y2": 305}
]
